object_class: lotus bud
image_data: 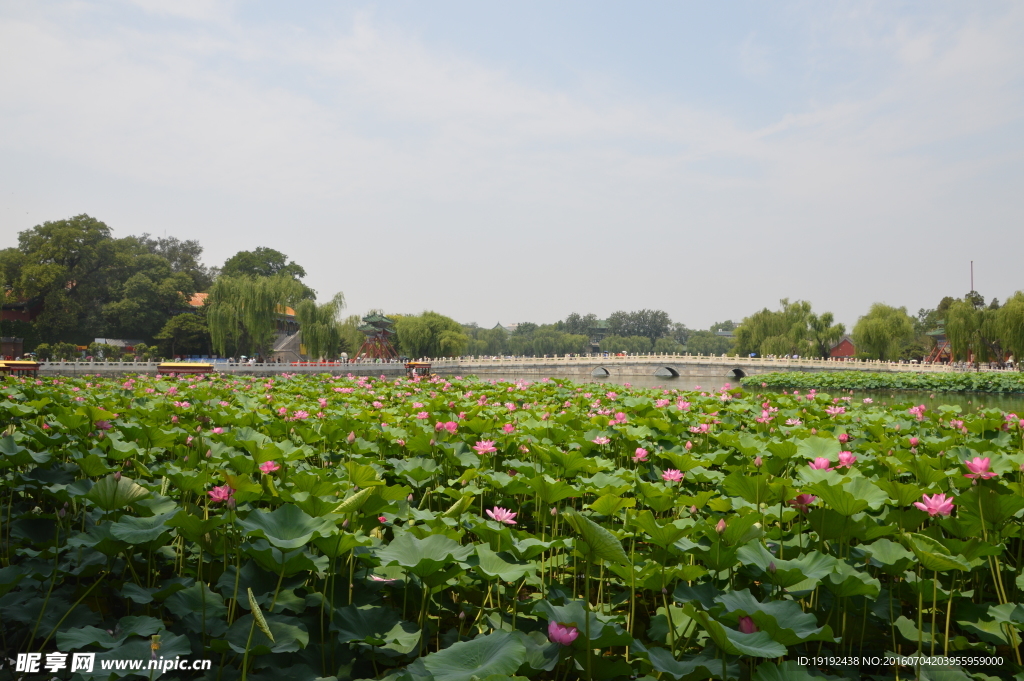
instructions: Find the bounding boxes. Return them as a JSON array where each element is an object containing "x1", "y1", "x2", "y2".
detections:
[
  {"x1": 754, "y1": 456, "x2": 763, "y2": 468},
  {"x1": 408, "y1": 494, "x2": 414, "y2": 502},
  {"x1": 895, "y1": 424, "x2": 901, "y2": 431},
  {"x1": 550, "y1": 507, "x2": 557, "y2": 516},
  {"x1": 347, "y1": 431, "x2": 355, "y2": 444},
  {"x1": 685, "y1": 441, "x2": 693, "y2": 450},
  {"x1": 810, "y1": 428, "x2": 817, "y2": 435},
  {"x1": 206, "y1": 450, "x2": 212, "y2": 458},
  {"x1": 661, "y1": 587, "x2": 668, "y2": 594},
  {"x1": 909, "y1": 437, "x2": 920, "y2": 447},
  {"x1": 59, "y1": 507, "x2": 66, "y2": 518},
  {"x1": 114, "y1": 471, "x2": 121, "y2": 481},
  {"x1": 459, "y1": 611, "x2": 466, "y2": 620},
  {"x1": 767, "y1": 561, "x2": 776, "y2": 574},
  {"x1": 690, "y1": 505, "x2": 697, "y2": 514},
  {"x1": 226, "y1": 496, "x2": 236, "y2": 510},
  {"x1": 715, "y1": 518, "x2": 726, "y2": 534}
]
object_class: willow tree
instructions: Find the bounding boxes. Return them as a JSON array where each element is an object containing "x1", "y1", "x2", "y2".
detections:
[
  {"x1": 998, "y1": 292, "x2": 1024, "y2": 369},
  {"x1": 735, "y1": 299, "x2": 842, "y2": 357},
  {"x1": 294, "y1": 293, "x2": 346, "y2": 360},
  {"x1": 851, "y1": 303, "x2": 915, "y2": 360},
  {"x1": 946, "y1": 297, "x2": 1003, "y2": 363},
  {"x1": 394, "y1": 311, "x2": 468, "y2": 358},
  {"x1": 207, "y1": 274, "x2": 307, "y2": 358}
]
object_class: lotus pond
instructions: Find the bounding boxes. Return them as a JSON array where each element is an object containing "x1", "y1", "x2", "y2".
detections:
[{"x1": 2, "y1": 372, "x2": 1024, "y2": 681}]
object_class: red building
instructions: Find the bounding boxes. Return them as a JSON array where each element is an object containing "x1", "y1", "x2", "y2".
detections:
[{"x1": 829, "y1": 336, "x2": 856, "y2": 359}]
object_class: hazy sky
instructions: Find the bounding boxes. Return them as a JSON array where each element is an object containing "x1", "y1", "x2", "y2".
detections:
[{"x1": 2, "y1": 1, "x2": 1022, "y2": 329}]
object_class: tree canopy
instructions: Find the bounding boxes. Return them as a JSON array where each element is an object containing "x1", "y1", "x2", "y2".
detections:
[
  {"x1": 734, "y1": 299, "x2": 844, "y2": 358},
  {"x1": 294, "y1": 293, "x2": 347, "y2": 360},
  {"x1": 221, "y1": 247, "x2": 307, "y2": 281},
  {"x1": 394, "y1": 312, "x2": 469, "y2": 358},
  {"x1": 206, "y1": 274, "x2": 308, "y2": 358},
  {"x1": 852, "y1": 303, "x2": 915, "y2": 360}
]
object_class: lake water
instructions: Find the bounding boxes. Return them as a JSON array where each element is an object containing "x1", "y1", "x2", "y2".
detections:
[{"x1": 474, "y1": 372, "x2": 1024, "y2": 414}]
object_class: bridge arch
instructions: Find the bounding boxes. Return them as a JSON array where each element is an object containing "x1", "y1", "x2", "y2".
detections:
[
  {"x1": 591, "y1": 367, "x2": 610, "y2": 378},
  {"x1": 653, "y1": 366, "x2": 680, "y2": 378},
  {"x1": 730, "y1": 368, "x2": 746, "y2": 379}
]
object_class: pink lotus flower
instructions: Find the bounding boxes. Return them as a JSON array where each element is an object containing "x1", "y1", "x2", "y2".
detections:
[
  {"x1": 633, "y1": 448, "x2": 648, "y2": 463},
  {"x1": 474, "y1": 440, "x2": 498, "y2": 454},
  {"x1": 825, "y1": 406, "x2": 845, "y2": 417},
  {"x1": 808, "y1": 457, "x2": 832, "y2": 470},
  {"x1": 914, "y1": 493, "x2": 954, "y2": 517},
  {"x1": 294, "y1": 410, "x2": 309, "y2": 420},
  {"x1": 738, "y1": 616, "x2": 758, "y2": 634},
  {"x1": 486, "y1": 506, "x2": 517, "y2": 525},
  {"x1": 661, "y1": 469, "x2": 683, "y2": 483},
  {"x1": 372, "y1": 401, "x2": 384, "y2": 408},
  {"x1": 548, "y1": 621, "x2": 579, "y2": 646},
  {"x1": 909, "y1": 437, "x2": 920, "y2": 447},
  {"x1": 685, "y1": 441, "x2": 693, "y2": 450},
  {"x1": 444, "y1": 421, "x2": 458, "y2": 434},
  {"x1": 212, "y1": 427, "x2": 224, "y2": 434},
  {"x1": 416, "y1": 411, "x2": 429, "y2": 420},
  {"x1": 789, "y1": 494, "x2": 816, "y2": 513},
  {"x1": 502, "y1": 423, "x2": 515, "y2": 433},
  {"x1": 379, "y1": 515, "x2": 387, "y2": 523},
  {"x1": 259, "y1": 461, "x2": 280, "y2": 474},
  {"x1": 836, "y1": 451, "x2": 857, "y2": 469},
  {"x1": 838, "y1": 433, "x2": 849, "y2": 443},
  {"x1": 318, "y1": 398, "x2": 328, "y2": 408},
  {"x1": 785, "y1": 418, "x2": 802, "y2": 426},
  {"x1": 208, "y1": 485, "x2": 234, "y2": 504},
  {"x1": 964, "y1": 457, "x2": 998, "y2": 480},
  {"x1": 592, "y1": 436, "x2": 610, "y2": 445},
  {"x1": 715, "y1": 518, "x2": 726, "y2": 534},
  {"x1": 277, "y1": 407, "x2": 288, "y2": 415},
  {"x1": 614, "y1": 412, "x2": 628, "y2": 424}
]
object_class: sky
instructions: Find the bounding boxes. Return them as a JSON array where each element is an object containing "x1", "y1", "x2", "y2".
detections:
[{"x1": 1, "y1": 1, "x2": 1022, "y2": 330}]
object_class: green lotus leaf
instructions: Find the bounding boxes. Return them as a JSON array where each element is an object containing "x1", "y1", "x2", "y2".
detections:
[
  {"x1": 796, "y1": 436, "x2": 840, "y2": 461},
  {"x1": 633, "y1": 510, "x2": 689, "y2": 548},
  {"x1": 722, "y1": 472, "x2": 782, "y2": 506},
  {"x1": 589, "y1": 493, "x2": 635, "y2": 516},
  {"x1": 226, "y1": 613, "x2": 308, "y2": 655},
  {"x1": 562, "y1": 507, "x2": 630, "y2": 566},
  {"x1": 420, "y1": 630, "x2": 526, "y2": 681},
  {"x1": 528, "y1": 474, "x2": 578, "y2": 504},
  {"x1": 902, "y1": 533, "x2": 972, "y2": 572},
  {"x1": 473, "y1": 544, "x2": 534, "y2": 582},
  {"x1": 85, "y1": 474, "x2": 150, "y2": 511},
  {"x1": 375, "y1": 532, "x2": 473, "y2": 577},
  {"x1": 753, "y1": 660, "x2": 844, "y2": 681},
  {"x1": 56, "y1": 616, "x2": 163, "y2": 650},
  {"x1": 647, "y1": 646, "x2": 729, "y2": 681},
  {"x1": 823, "y1": 561, "x2": 881, "y2": 598},
  {"x1": 73, "y1": 632, "x2": 192, "y2": 680},
  {"x1": 685, "y1": 607, "x2": 787, "y2": 658},
  {"x1": 735, "y1": 544, "x2": 837, "y2": 588},
  {"x1": 109, "y1": 511, "x2": 176, "y2": 544},
  {"x1": 165, "y1": 510, "x2": 225, "y2": 543},
  {"x1": 332, "y1": 605, "x2": 406, "y2": 645},
  {"x1": 237, "y1": 504, "x2": 336, "y2": 550},
  {"x1": 714, "y1": 589, "x2": 836, "y2": 645}
]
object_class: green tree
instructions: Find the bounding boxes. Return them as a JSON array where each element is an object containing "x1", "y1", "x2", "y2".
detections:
[
  {"x1": 686, "y1": 330, "x2": 735, "y2": 356},
  {"x1": 102, "y1": 252, "x2": 194, "y2": 339},
  {"x1": 852, "y1": 303, "x2": 915, "y2": 360},
  {"x1": 563, "y1": 312, "x2": 598, "y2": 336},
  {"x1": 808, "y1": 312, "x2": 847, "y2": 359},
  {"x1": 294, "y1": 293, "x2": 347, "y2": 360},
  {"x1": 394, "y1": 312, "x2": 468, "y2": 358},
  {"x1": 154, "y1": 313, "x2": 211, "y2": 357},
  {"x1": 947, "y1": 294, "x2": 1003, "y2": 363},
  {"x1": 221, "y1": 247, "x2": 307, "y2": 281},
  {"x1": 137, "y1": 234, "x2": 215, "y2": 291},
  {"x1": 9, "y1": 215, "x2": 120, "y2": 343},
  {"x1": 998, "y1": 292, "x2": 1024, "y2": 369},
  {"x1": 600, "y1": 335, "x2": 652, "y2": 354},
  {"x1": 654, "y1": 337, "x2": 684, "y2": 353},
  {"x1": 734, "y1": 299, "x2": 841, "y2": 358},
  {"x1": 206, "y1": 275, "x2": 307, "y2": 358}
]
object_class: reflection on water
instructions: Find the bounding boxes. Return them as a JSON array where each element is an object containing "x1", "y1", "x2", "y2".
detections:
[{"x1": 471, "y1": 372, "x2": 1024, "y2": 413}]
